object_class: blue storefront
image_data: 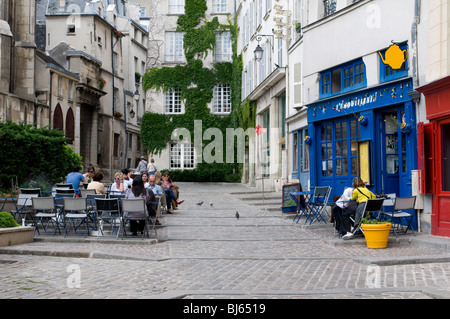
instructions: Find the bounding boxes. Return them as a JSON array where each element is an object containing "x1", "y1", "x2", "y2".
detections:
[{"x1": 307, "y1": 77, "x2": 418, "y2": 206}]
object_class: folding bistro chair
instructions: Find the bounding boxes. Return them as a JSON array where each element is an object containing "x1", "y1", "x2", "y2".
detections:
[
  {"x1": 95, "y1": 198, "x2": 121, "y2": 237},
  {"x1": 79, "y1": 189, "x2": 96, "y2": 198},
  {"x1": 119, "y1": 199, "x2": 150, "y2": 240},
  {"x1": 55, "y1": 183, "x2": 73, "y2": 189},
  {"x1": 351, "y1": 198, "x2": 385, "y2": 236},
  {"x1": 32, "y1": 197, "x2": 61, "y2": 235},
  {"x1": 62, "y1": 197, "x2": 89, "y2": 237},
  {"x1": 381, "y1": 196, "x2": 416, "y2": 237},
  {"x1": 307, "y1": 186, "x2": 332, "y2": 224},
  {"x1": 11, "y1": 188, "x2": 42, "y2": 224}
]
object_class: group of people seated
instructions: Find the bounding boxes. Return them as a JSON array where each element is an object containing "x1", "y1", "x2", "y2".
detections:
[
  {"x1": 65, "y1": 164, "x2": 184, "y2": 236},
  {"x1": 330, "y1": 176, "x2": 376, "y2": 240}
]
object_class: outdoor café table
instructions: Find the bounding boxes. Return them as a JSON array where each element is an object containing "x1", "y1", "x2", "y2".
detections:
[
  {"x1": 0, "y1": 197, "x2": 31, "y2": 222},
  {"x1": 289, "y1": 191, "x2": 314, "y2": 224}
]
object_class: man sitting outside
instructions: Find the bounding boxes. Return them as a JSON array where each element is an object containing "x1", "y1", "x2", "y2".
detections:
[{"x1": 147, "y1": 174, "x2": 164, "y2": 225}]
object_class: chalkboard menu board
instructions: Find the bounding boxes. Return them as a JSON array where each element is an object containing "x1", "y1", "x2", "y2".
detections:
[{"x1": 282, "y1": 183, "x2": 303, "y2": 207}]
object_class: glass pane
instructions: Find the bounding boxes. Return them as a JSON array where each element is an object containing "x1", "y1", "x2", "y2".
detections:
[
  {"x1": 386, "y1": 155, "x2": 399, "y2": 174},
  {"x1": 342, "y1": 122, "x2": 347, "y2": 139},
  {"x1": 321, "y1": 126, "x2": 326, "y2": 141},
  {"x1": 401, "y1": 133, "x2": 406, "y2": 152},
  {"x1": 442, "y1": 123, "x2": 450, "y2": 191},
  {"x1": 335, "y1": 123, "x2": 341, "y2": 139},
  {"x1": 342, "y1": 140, "x2": 348, "y2": 157},
  {"x1": 327, "y1": 143, "x2": 332, "y2": 159},
  {"x1": 385, "y1": 113, "x2": 398, "y2": 134},
  {"x1": 350, "y1": 120, "x2": 357, "y2": 138},
  {"x1": 335, "y1": 141, "x2": 341, "y2": 157},
  {"x1": 342, "y1": 158, "x2": 348, "y2": 175},
  {"x1": 328, "y1": 160, "x2": 333, "y2": 176},
  {"x1": 335, "y1": 159, "x2": 341, "y2": 176},
  {"x1": 327, "y1": 125, "x2": 332, "y2": 141},
  {"x1": 351, "y1": 140, "x2": 357, "y2": 156},
  {"x1": 386, "y1": 135, "x2": 398, "y2": 154},
  {"x1": 321, "y1": 143, "x2": 327, "y2": 160},
  {"x1": 322, "y1": 161, "x2": 327, "y2": 177},
  {"x1": 402, "y1": 155, "x2": 407, "y2": 173},
  {"x1": 351, "y1": 157, "x2": 358, "y2": 175}
]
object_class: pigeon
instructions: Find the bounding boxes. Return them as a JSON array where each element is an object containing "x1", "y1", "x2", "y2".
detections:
[
  {"x1": 210, "y1": 203, "x2": 214, "y2": 207},
  {"x1": 235, "y1": 211, "x2": 239, "y2": 219},
  {"x1": 196, "y1": 201, "x2": 203, "y2": 206}
]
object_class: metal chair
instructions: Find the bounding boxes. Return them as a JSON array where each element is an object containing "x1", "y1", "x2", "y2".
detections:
[
  {"x1": 11, "y1": 188, "x2": 42, "y2": 224},
  {"x1": 308, "y1": 186, "x2": 332, "y2": 224},
  {"x1": 32, "y1": 197, "x2": 61, "y2": 235},
  {"x1": 55, "y1": 183, "x2": 73, "y2": 189},
  {"x1": 62, "y1": 198, "x2": 89, "y2": 237},
  {"x1": 79, "y1": 189, "x2": 96, "y2": 197},
  {"x1": 119, "y1": 198, "x2": 150, "y2": 240},
  {"x1": 95, "y1": 198, "x2": 121, "y2": 237},
  {"x1": 381, "y1": 196, "x2": 417, "y2": 236},
  {"x1": 352, "y1": 198, "x2": 385, "y2": 236}
]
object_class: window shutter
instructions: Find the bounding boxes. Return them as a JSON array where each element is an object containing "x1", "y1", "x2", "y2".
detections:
[{"x1": 418, "y1": 122, "x2": 436, "y2": 194}]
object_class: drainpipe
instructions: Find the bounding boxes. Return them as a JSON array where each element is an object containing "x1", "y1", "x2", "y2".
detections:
[
  {"x1": 411, "y1": 0, "x2": 420, "y2": 87},
  {"x1": 48, "y1": 70, "x2": 53, "y2": 128}
]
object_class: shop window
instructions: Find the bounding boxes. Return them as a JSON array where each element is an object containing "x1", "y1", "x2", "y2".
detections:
[
  {"x1": 292, "y1": 128, "x2": 309, "y2": 175},
  {"x1": 319, "y1": 59, "x2": 366, "y2": 98}
]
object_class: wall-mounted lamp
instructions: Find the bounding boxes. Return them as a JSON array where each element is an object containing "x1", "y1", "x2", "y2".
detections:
[
  {"x1": 400, "y1": 123, "x2": 411, "y2": 134},
  {"x1": 358, "y1": 116, "x2": 368, "y2": 127},
  {"x1": 304, "y1": 136, "x2": 312, "y2": 145},
  {"x1": 133, "y1": 89, "x2": 140, "y2": 101},
  {"x1": 129, "y1": 108, "x2": 135, "y2": 119},
  {"x1": 254, "y1": 35, "x2": 274, "y2": 62}
]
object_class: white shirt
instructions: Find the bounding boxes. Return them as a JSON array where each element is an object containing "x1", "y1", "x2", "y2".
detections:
[{"x1": 336, "y1": 187, "x2": 354, "y2": 208}]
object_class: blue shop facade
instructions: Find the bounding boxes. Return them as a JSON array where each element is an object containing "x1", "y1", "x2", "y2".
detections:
[{"x1": 306, "y1": 77, "x2": 418, "y2": 203}]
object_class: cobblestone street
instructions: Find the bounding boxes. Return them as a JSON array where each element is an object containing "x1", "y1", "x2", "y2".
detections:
[{"x1": 0, "y1": 183, "x2": 449, "y2": 300}]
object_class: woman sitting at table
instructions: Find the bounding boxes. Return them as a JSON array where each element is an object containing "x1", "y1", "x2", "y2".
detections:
[
  {"x1": 330, "y1": 187, "x2": 356, "y2": 235},
  {"x1": 110, "y1": 171, "x2": 125, "y2": 194},
  {"x1": 124, "y1": 176, "x2": 157, "y2": 236},
  {"x1": 87, "y1": 172, "x2": 107, "y2": 195},
  {"x1": 342, "y1": 177, "x2": 375, "y2": 240}
]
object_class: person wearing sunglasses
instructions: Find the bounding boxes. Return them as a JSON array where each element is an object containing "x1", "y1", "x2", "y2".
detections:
[
  {"x1": 83, "y1": 164, "x2": 95, "y2": 184},
  {"x1": 110, "y1": 171, "x2": 125, "y2": 194}
]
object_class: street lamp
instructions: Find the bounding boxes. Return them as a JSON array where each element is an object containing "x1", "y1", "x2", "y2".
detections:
[{"x1": 254, "y1": 35, "x2": 274, "y2": 62}]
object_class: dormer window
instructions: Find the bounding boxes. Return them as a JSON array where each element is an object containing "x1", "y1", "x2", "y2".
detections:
[{"x1": 319, "y1": 59, "x2": 366, "y2": 98}]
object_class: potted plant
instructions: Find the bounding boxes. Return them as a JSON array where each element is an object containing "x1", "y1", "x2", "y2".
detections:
[
  {"x1": 135, "y1": 72, "x2": 141, "y2": 83},
  {"x1": 295, "y1": 22, "x2": 301, "y2": 33},
  {"x1": 282, "y1": 199, "x2": 297, "y2": 214},
  {"x1": 99, "y1": 77, "x2": 106, "y2": 90},
  {"x1": 360, "y1": 217, "x2": 392, "y2": 249},
  {"x1": 114, "y1": 111, "x2": 123, "y2": 119}
]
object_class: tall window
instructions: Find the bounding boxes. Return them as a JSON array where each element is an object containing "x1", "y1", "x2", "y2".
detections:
[
  {"x1": 169, "y1": 0, "x2": 185, "y2": 14},
  {"x1": 323, "y1": 0, "x2": 337, "y2": 17},
  {"x1": 213, "y1": 84, "x2": 231, "y2": 114},
  {"x1": 170, "y1": 143, "x2": 195, "y2": 169},
  {"x1": 212, "y1": 0, "x2": 227, "y2": 13},
  {"x1": 214, "y1": 32, "x2": 231, "y2": 62},
  {"x1": 165, "y1": 32, "x2": 184, "y2": 62},
  {"x1": 293, "y1": 128, "x2": 309, "y2": 174},
  {"x1": 380, "y1": 43, "x2": 408, "y2": 83},
  {"x1": 165, "y1": 88, "x2": 182, "y2": 114}
]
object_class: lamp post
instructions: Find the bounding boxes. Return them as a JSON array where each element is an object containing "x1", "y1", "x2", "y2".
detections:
[{"x1": 253, "y1": 35, "x2": 274, "y2": 62}]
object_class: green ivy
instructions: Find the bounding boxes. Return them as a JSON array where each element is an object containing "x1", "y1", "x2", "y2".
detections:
[{"x1": 141, "y1": 1, "x2": 254, "y2": 181}]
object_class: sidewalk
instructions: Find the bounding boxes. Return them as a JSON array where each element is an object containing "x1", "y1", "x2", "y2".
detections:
[{"x1": 0, "y1": 182, "x2": 449, "y2": 299}]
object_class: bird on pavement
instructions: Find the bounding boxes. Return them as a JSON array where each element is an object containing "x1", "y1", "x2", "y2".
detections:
[
  {"x1": 196, "y1": 201, "x2": 203, "y2": 206},
  {"x1": 210, "y1": 203, "x2": 213, "y2": 207},
  {"x1": 235, "y1": 211, "x2": 239, "y2": 219}
]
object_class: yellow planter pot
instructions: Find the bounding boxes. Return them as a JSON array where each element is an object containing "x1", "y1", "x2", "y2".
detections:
[{"x1": 361, "y1": 223, "x2": 392, "y2": 249}]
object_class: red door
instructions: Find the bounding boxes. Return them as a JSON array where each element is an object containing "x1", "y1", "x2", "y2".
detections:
[{"x1": 433, "y1": 118, "x2": 450, "y2": 237}]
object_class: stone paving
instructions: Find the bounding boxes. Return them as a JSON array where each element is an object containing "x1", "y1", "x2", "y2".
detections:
[{"x1": 0, "y1": 182, "x2": 449, "y2": 300}]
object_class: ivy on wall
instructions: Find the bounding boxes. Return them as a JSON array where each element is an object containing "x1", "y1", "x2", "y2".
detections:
[{"x1": 141, "y1": 0, "x2": 255, "y2": 181}]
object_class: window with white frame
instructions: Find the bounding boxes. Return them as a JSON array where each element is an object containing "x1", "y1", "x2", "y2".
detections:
[
  {"x1": 212, "y1": 0, "x2": 227, "y2": 13},
  {"x1": 169, "y1": 0, "x2": 185, "y2": 14},
  {"x1": 214, "y1": 32, "x2": 231, "y2": 62},
  {"x1": 165, "y1": 32, "x2": 184, "y2": 62},
  {"x1": 213, "y1": 84, "x2": 231, "y2": 114},
  {"x1": 165, "y1": 88, "x2": 182, "y2": 114},
  {"x1": 170, "y1": 143, "x2": 195, "y2": 169}
]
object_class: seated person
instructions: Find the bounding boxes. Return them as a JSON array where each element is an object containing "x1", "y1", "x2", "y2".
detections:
[
  {"x1": 330, "y1": 187, "x2": 356, "y2": 235},
  {"x1": 87, "y1": 172, "x2": 107, "y2": 195},
  {"x1": 161, "y1": 172, "x2": 183, "y2": 214},
  {"x1": 147, "y1": 174, "x2": 163, "y2": 225},
  {"x1": 110, "y1": 172, "x2": 125, "y2": 194},
  {"x1": 121, "y1": 168, "x2": 133, "y2": 190},
  {"x1": 342, "y1": 177, "x2": 376, "y2": 240},
  {"x1": 124, "y1": 176, "x2": 157, "y2": 236},
  {"x1": 66, "y1": 165, "x2": 87, "y2": 195},
  {"x1": 83, "y1": 164, "x2": 95, "y2": 184}
]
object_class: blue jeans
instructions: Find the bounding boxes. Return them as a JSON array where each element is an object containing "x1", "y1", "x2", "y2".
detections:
[{"x1": 165, "y1": 189, "x2": 178, "y2": 209}]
